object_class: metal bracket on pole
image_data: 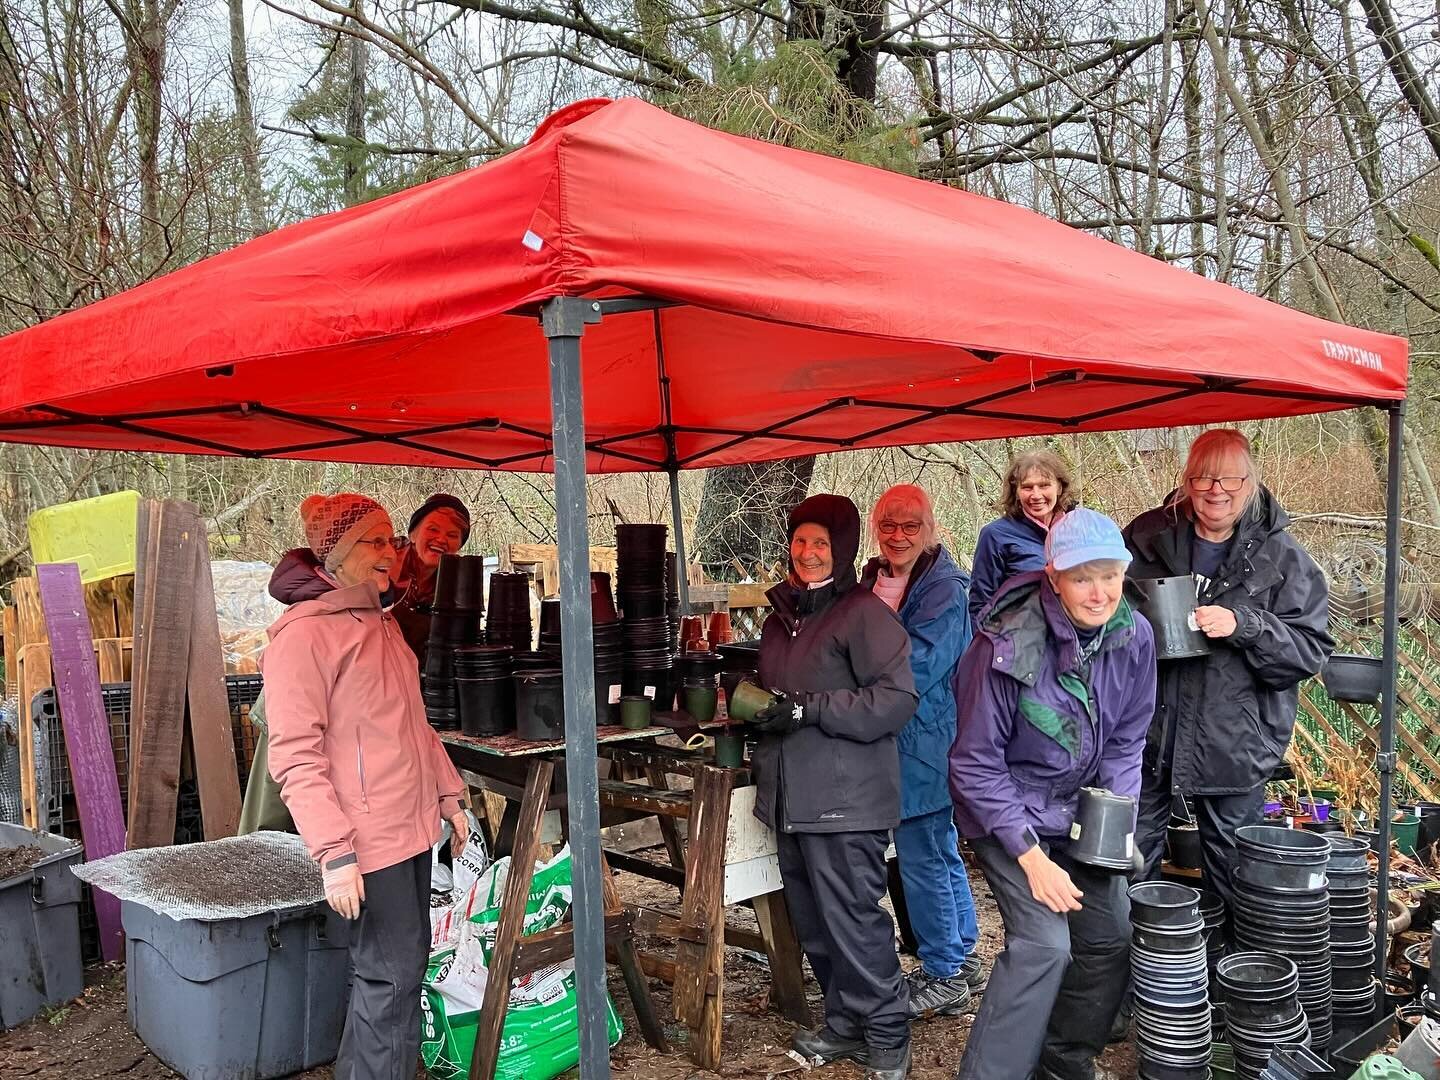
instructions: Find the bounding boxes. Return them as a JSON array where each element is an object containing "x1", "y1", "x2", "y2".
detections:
[
  {"x1": 1375, "y1": 751, "x2": 1398, "y2": 774},
  {"x1": 540, "y1": 295, "x2": 610, "y2": 1080}
]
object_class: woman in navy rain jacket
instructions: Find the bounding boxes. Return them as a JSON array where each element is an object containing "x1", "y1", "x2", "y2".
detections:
[
  {"x1": 969, "y1": 450, "x2": 1076, "y2": 621},
  {"x1": 861, "y1": 484, "x2": 981, "y2": 1018}
]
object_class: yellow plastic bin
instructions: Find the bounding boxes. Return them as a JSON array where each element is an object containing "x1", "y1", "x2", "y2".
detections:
[{"x1": 28, "y1": 490, "x2": 141, "y2": 583}]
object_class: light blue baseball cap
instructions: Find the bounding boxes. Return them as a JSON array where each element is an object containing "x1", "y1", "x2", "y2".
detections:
[{"x1": 1044, "y1": 507, "x2": 1132, "y2": 571}]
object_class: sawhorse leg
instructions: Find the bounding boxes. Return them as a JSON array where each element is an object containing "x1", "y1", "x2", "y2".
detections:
[{"x1": 754, "y1": 890, "x2": 811, "y2": 1026}]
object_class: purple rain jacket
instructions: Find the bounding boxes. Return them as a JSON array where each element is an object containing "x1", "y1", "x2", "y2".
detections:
[{"x1": 949, "y1": 570, "x2": 1157, "y2": 858}]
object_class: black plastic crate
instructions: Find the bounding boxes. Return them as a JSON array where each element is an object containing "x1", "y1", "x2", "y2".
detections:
[{"x1": 32, "y1": 674, "x2": 263, "y2": 962}]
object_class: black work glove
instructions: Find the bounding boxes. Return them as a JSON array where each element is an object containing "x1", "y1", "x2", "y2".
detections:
[{"x1": 749, "y1": 692, "x2": 810, "y2": 735}]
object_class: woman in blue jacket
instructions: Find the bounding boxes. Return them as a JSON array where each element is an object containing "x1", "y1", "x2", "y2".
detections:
[
  {"x1": 969, "y1": 450, "x2": 1075, "y2": 622},
  {"x1": 862, "y1": 484, "x2": 981, "y2": 1018}
]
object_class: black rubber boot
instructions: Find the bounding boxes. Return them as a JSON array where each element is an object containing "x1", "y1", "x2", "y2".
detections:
[
  {"x1": 791, "y1": 1024, "x2": 868, "y2": 1065},
  {"x1": 865, "y1": 1041, "x2": 911, "y2": 1080}
]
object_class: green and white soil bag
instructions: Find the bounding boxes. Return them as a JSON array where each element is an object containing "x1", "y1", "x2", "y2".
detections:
[{"x1": 421, "y1": 845, "x2": 623, "y2": 1080}]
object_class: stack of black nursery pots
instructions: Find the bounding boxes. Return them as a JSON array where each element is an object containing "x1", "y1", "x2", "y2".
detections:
[
  {"x1": 1129, "y1": 881, "x2": 1213, "y2": 1080},
  {"x1": 1199, "y1": 890, "x2": 1229, "y2": 1039},
  {"x1": 524, "y1": 573, "x2": 625, "y2": 728},
  {"x1": 453, "y1": 645, "x2": 514, "y2": 736},
  {"x1": 1326, "y1": 833, "x2": 1378, "y2": 1034},
  {"x1": 1231, "y1": 825, "x2": 1333, "y2": 1053},
  {"x1": 421, "y1": 554, "x2": 486, "y2": 728},
  {"x1": 1217, "y1": 952, "x2": 1311, "y2": 1079},
  {"x1": 485, "y1": 571, "x2": 534, "y2": 655},
  {"x1": 617, "y1": 525, "x2": 675, "y2": 709}
]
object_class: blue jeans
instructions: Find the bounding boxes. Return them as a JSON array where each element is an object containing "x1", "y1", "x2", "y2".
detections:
[{"x1": 894, "y1": 808, "x2": 978, "y2": 978}]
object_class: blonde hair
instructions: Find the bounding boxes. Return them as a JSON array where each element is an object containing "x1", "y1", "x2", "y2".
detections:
[
  {"x1": 870, "y1": 484, "x2": 940, "y2": 554},
  {"x1": 1170, "y1": 428, "x2": 1261, "y2": 516}
]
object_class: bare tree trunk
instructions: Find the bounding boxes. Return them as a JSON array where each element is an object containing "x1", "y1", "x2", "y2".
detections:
[
  {"x1": 1193, "y1": 0, "x2": 1342, "y2": 322},
  {"x1": 1355, "y1": 0, "x2": 1440, "y2": 162},
  {"x1": 227, "y1": 0, "x2": 267, "y2": 236},
  {"x1": 343, "y1": 0, "x2": 367, "y2": 206},
  {"x1": 1179, "y1": 36, "x2": 1207, "y2": 274},
  {"x1": 125, "y1": 0, "x2": 164, "y2": 272}
]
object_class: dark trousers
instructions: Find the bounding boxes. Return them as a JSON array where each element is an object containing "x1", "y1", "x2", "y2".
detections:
[
  {"x1": 1136, "y1": 775, "x2": 1263, "y2": 910},
  {"x1": 335, "y1": 851, "x2": 432, "y2": 1080},
  {"x1": 776, "y1": 827, "x2": 910, "y2": 1049},
  {"x1": 958, "y1": 836, "x2": 1131, "y2": 1080}
]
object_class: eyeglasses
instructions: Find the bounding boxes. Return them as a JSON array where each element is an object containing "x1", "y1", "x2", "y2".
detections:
[
  {"x1": 353, "y1": 536, "x2": 406, "y2": 552},
  {"x1": 1186, "y1": 475, "x2": 1248, "y2": 494},
  {"x1": 878, "y1": 520, "x2": 923, "y2": 537}
]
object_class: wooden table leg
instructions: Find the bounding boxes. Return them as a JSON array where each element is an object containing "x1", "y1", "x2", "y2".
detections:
[
  {"x1": 672, "y1": 765, "x2": 736, "y2": 1070},
  {"x1": 754, "y1": 890, "x2": 811, "y2": 1026},
  {"x1": 468, "y1": 758, "x2": 553, "y2": 1080},
  {"x1": 493, "y1": 797, "x2": 521, "y2": 859},
  {"x1": 645, "y1": 762, "x2": 688, "y2": 869}
]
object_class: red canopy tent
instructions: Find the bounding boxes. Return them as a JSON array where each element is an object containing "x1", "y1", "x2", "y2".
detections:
[{"x1": 0, "y1": 97, "x2": 1410, "y2": 1077}]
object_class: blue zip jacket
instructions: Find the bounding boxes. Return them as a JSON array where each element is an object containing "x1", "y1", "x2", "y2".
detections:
[
  {"x1": 969, "y1": 513, "x2": 1050, "y2": 623},
  {"x1": 948, "y1": 570, "x2": 1157, "y2": 857},
  {"x1": 861, "y1": 545, "x2": 973, "y2": 820}
]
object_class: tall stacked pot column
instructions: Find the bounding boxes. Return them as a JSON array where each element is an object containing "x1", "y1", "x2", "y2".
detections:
[
  {"x1": 1129, "y1": 881, "x2": 1213, "y2": 1080},
  {"x1": 1231, "y1": 825, "x2": 1333, "y2": 1053}
]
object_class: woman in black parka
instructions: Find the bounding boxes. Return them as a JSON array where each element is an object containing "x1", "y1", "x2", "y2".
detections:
[
  {"x1": 1126, "y1": 429, "x2": 1333, "y2": 907},
  {"x1": 749, "y1": 494, "x2": 919, "y2": 1080}
]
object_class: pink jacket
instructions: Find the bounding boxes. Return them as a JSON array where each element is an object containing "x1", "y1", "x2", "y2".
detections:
[{"x1": 262, "y1": 583, "x2": 465, "y2": 874}]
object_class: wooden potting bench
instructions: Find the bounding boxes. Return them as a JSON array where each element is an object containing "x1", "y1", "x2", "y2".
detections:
[{"x1": 441, "y1": 724, "x2": 810, "y2": 1076}]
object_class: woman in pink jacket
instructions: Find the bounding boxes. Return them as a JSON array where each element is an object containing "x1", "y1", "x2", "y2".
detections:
[{"x1": 264, "y1": 493, "x2": 468, "y2": 1080}]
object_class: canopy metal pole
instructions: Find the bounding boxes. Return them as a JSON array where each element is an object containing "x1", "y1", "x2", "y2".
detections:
[
  {"x1": 669, "y1": 468, "x2": 691, "y2": 615},
  {"x1": 541, "y1": 296, "x2": 610, "y2": 1079},
  {"x1": 1375, "y1": 402, "x2": 1403, "y2": 985}
]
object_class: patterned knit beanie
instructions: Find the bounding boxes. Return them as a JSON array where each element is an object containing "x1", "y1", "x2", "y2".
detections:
[{"x1": 299, "y1": 494, "x2": 392, "y2": 573}]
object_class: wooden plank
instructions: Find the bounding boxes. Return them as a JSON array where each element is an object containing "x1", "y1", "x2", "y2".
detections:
[
  {"x1": 83, "y1": 578, "x2": 120, "y2": 640},
  {"x1": 726, "y1": 582, "x2": 774, "y2": 610},
  {"x1": 645, "y1": 762, "x2": 689, "y2": 868},
  {"x1": 16, "y1": 642, "x2": 51, "y2": 829},
  {"x1": 128, "y1": 499, "x2": 157, "y2": 804},
  {"x1": 672, "y1": 764, "x2": 736, "y2": 1066},
  {"x1": 754, "y1": 891, "x2": 811, "y2": 1025},
  {"x1": 127, "y1": 501, "x2": 201, "y2": 848},
  {"x1": 14, "y1": 576, "x2": 48, "y2": 649},
  {"x1": 36, "y1": 564, "x2": 126, "y2": 961},
  {"x1": 470, "y1": 759, "x2": 553, "y2": 1080},
  {"x1": 96, "y1": 638, "x2": 127, "y2": 684},
  {"x1": 3, "y1": 605, "x2": 17, "y2": 698},
  {"x1": 598, "y1": 779, "x2": 692, "y2": 818},
  {"x1": 186, "y1": 536, "x2": 241, "y2": 839}
]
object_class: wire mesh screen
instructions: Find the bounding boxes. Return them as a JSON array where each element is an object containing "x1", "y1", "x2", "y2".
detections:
[{"x1": 33, "y1": 673, "x2": 263, "y2": 961}]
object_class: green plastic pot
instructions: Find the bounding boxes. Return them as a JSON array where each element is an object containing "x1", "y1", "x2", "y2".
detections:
[
  {"x1": 683, "y1": 685, "x2": 718, "y2": 724},
  {"x1": 713, "y1": 731, "x2": 745, "y2": 768},
  {"x1": 1349, "y1": 1054, "x2": 1426, "y2": 1079},
  {"x1": 619, "y1": 694, "x2": 652, "y2": 730},
  {"x1": 1393, "y1": 813, "x2": 1421, "y2": 856},
  {"x1": 727, "y1": 680, "x2": 777, "y2": 724}
]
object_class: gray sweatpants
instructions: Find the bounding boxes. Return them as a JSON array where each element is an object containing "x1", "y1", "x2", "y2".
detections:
[
  {"x1": 335, "y1": 851, "x2": 432, "y2": 1080},
  {"x1": 958, "y1": 835, "x2": 1131, "y2": 1080}
]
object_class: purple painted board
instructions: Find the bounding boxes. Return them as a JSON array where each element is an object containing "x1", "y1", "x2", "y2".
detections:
[{"x1": 37, "y1": 562, "x2": 126, "y2": 962}]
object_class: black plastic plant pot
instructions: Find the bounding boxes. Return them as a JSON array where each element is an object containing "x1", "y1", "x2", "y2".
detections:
[
  {"x1": 1133, "y1": 927, "x2": 1207, "y2": 954},
  {"x1": 1130, "y1": 881, "x2": 1203, "y2": 928},
  {"x1": 456, "y1": 676, "x2": 513, "y2": 737},
  {"x1": 1129, "y1": 576, "x2": 1211, "y2": 660},
  {"x1": 1166, "y1": 823, "x2": 1203, "y2": 870},
  {"x1": 1224, "y1": 993, "x2": 1306, "y2": 1030},
  {"x1": 452, "y1": 555, "x2": 486, "y2": 613},
  {"x1": 514, "y1": 669, "x2": 564, "y2": 741},
  {"x1": 1217, "y1": 952, "x2": 1300, "y2": 1000},
  {"x1": 1070, "y1": 787, "x2": 1138, "y2": 871},
  {"x1": 433, "y1": 553, "x2": 462, "y2": 610},
  {"x1": 1322, "y1": 652, "x2": 1383, "y2": 704}
]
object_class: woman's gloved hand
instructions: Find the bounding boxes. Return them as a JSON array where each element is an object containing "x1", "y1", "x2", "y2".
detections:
[
  {"x1": 323, "y1": 860, "x2": 366, "y2": 920},
  {"x1": 449, "y1": 812, "x2": 470, "y2": 858},
  {"x1": 749, "y1": 692, "x2": 810, "y2": 735}
]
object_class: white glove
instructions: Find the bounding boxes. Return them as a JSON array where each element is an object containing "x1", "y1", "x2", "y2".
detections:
[{"x1": 323, "y1": 861, "x2": 365, "y2": 920}]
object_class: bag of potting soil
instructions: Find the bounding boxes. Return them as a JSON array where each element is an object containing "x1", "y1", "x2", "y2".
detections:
[{"x1": 420, "y1": 845, "x2": 623, "y2": 1080}]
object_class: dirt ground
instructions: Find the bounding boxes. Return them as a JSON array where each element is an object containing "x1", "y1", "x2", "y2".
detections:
[{"x1": 0, "y1": 856, "x2": 1140, "y2": 1080}]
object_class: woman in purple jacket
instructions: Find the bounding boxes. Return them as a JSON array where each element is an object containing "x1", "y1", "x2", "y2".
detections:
[{"x1": 950, "y1": 509, "x2": 1156, "y2": 1080}]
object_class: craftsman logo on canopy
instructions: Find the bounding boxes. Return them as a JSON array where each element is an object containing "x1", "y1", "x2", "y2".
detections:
[{"x1": 1321, "y1": 339, "x2": 1384, "y2": 372}]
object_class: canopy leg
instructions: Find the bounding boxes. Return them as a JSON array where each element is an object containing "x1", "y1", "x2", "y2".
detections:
[
  {"x1": 542, "y1": 296, "x2": 611, "y2": 1080},
  {"x1": 1375, "y1": 402, "x2": 1403, "y2": 985},
  {"x1": 669, "y1": 467, "x2": 691, "y2": 616}
]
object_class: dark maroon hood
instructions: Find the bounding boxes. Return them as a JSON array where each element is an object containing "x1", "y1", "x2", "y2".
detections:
[{"x1": 269, "y1": 548, "x2": 335, "y2": 605}]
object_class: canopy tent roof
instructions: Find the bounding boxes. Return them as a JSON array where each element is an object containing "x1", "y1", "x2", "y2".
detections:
[{"x1": 0, "y1": 97, "x2": 1408, "y2": 472}]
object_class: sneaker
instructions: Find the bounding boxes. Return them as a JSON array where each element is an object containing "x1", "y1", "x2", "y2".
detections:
[
  {"x1": 905, "y1": 968, "x2": 971, "y2": 1018},
  {"x1": 791, "y1": 1024, "x2": 867, "y2": 1064},
  {"x1": 865, "y1": 1041, "x2": 911, "y2": 1080},
  {"x1": 960, "y1": 954, "x2": 988, "y2": 995}
]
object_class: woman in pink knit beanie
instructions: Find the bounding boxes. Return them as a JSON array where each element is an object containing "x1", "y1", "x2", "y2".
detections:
[{"x1": 262, "y1": 492, "x2": 468, "y2": 1080}]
